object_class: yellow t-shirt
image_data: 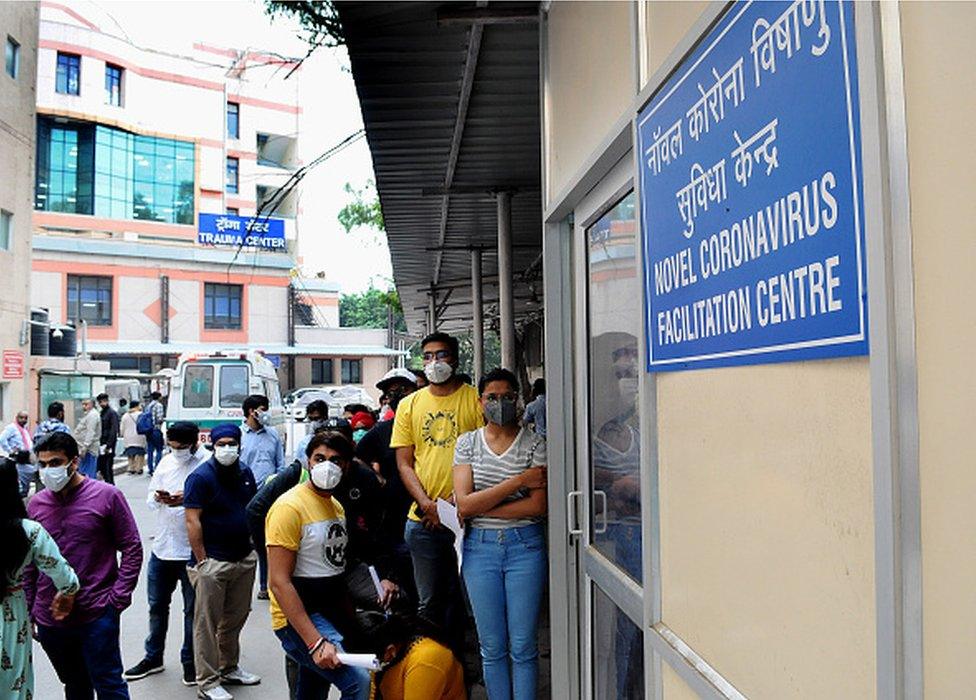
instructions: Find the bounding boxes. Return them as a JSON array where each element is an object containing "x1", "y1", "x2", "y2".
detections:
[
  {"x1": 377, "y1": 637, "x2": 466, "y2": 700},
  {"x1": 265, "y1": 482, "x2": 347, "y2": 630},
  {"x1": 390, "y1": 384, "x2": 484, "y2": 521}
]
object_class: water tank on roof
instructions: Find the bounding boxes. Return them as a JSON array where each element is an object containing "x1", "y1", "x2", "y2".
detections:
[{"x1": 30, "y1": 308, "x2": 50, "y2": 356}]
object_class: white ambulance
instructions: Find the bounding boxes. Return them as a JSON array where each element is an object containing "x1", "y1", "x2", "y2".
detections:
[{"x1": 166, "y1": 350, "x2": 286, "y2": 445}]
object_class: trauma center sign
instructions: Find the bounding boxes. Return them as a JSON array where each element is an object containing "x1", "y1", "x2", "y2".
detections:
[
  {"x1": 198, "y1": 213, "x2": 287, "y2": 251},
  {"x1": 638, "y1": 0, "x2": 867, "y2": 371}
]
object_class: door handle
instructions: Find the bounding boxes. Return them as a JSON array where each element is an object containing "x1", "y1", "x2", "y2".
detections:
[
  {"x1": 567, "y1": 490, "x2": 583, "y2": 537},
  {"x1": 594, "y1": 490, "x2": 608, "y2": 534}
]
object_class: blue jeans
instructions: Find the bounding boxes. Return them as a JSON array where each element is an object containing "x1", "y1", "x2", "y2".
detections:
[
  {"x1": 37, "y1": 607, "x2": 129, "y2": 700},
  {"x1": 404, "y1": 519, "x2": 465, "y2": 651},
  {"x1": 462, "y1": 523, "x2": 546, "y2": 700},
  {"x1": 146, "y1": 430, "x2": 164, "y2": 475},
  {"x1": 144, "y1": 553, "x2": 195, "y2": 667},
  {"x1": 275, "y1": 613, "x2": 370, "y2": 700},
  {"x1": 78, "y1": 453, "x2": 98, "y2": 478}
]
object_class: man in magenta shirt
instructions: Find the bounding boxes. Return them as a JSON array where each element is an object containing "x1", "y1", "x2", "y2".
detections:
[{"x1": 26, "y1": 431, "x2": 143, "y2": 699}]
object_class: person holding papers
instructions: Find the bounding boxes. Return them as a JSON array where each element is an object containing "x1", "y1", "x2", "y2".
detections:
[
  {"x1": 453, "y1": 368, "x2": 548, "y2": 700},
  {"x1": 266, "y1": 432, "x2": 397, "y2": 700}
]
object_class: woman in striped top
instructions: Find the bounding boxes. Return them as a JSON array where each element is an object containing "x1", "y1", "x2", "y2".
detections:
[{"x1": 453, "y1": 368, "x2": 547, "y2": 700}]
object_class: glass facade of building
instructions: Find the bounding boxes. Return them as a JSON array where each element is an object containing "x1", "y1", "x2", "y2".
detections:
[{"x1": 36, "y1": 116, "x2": 195, "y2": 224}]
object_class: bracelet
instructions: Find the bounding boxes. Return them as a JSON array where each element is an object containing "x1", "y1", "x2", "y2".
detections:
[{"x1": 307, "y1": 637, "x2": 326, "y2": 655}]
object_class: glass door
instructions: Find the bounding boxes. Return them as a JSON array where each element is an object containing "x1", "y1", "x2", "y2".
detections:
[{"x1": 573, "y1": 174, "x2": 647, "y2": 699}]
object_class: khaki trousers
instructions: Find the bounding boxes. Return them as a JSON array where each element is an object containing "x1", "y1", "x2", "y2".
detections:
[{"x1": 186, "y1": 551, "x2": 257, "y2": 691}]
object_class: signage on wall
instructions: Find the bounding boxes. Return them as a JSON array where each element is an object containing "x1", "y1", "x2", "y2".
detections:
[
  {"x1": 2, "y1": 350, "x2": 25, "y2": 379},
  {"x1": 198, "y1": 213, "x2": 287, "y2": 251},
  {"x1": 637, "y1": 0, "x2": 867, "y2": 371}
]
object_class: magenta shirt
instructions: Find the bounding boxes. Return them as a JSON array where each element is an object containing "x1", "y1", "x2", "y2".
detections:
[{"x1": 25, "y1": 477, "x2": 143, "y2": 627}]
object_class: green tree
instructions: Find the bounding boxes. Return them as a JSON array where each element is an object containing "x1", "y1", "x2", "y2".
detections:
[
  {"x1": 337, "y1": 180, "x2": 384, "y2": 232},
  {"x1": 340, "y1": 287, "x2": 406, "y2": 332},
  {"x1": 265, "y1": 1, "x2": 345, "y2": 49}
]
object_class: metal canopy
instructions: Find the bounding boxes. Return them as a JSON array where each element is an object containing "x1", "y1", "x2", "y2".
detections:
[{"x1": 336, "y1": 1, "x2": 542, "y2": 336}]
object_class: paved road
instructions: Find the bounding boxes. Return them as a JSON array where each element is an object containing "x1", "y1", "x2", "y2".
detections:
[{"x1": 32, "y1": 469, "x2": 310, "y2": 700}]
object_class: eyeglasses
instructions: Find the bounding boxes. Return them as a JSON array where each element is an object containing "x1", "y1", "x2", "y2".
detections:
[{"x1": 422, "y1": 349, "x2": 452, "y2": 361}]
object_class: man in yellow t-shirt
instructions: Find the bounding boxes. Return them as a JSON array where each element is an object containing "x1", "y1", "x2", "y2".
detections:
[
  {"x1": 392, "y1": 332, "x2": 483, "y2": 647},
  {"x1": 266, "y1": 432, "x2": 392, "y2": 700}
]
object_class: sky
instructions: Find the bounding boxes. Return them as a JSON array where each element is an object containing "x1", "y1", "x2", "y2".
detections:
[{"x1": 89, "y1": 0, "x2": 393, "y2": 294}]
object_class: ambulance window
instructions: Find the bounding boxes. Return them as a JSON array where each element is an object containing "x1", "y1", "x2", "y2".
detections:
[
  {"x1": 183, "y1": 365, "x2": 214, "y2": 408},
  {"x1": 219, "y1": 365, "x2": 249, "y2": 407}
]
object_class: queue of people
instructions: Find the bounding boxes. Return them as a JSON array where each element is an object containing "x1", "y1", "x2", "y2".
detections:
[{"x1": 0, "y1": 329, "x2": 549, "y2": 700}]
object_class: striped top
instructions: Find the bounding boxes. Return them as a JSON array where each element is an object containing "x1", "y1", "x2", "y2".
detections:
[{"x1": 454, "y1": 427, "x2": 547, "y2": 529}]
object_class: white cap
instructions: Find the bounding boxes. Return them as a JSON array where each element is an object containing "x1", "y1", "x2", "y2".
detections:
[{"x1": 376, "y1": 367, "x2": 418, "y2": 391}]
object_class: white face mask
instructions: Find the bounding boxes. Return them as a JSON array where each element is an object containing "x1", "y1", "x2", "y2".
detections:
[
  {"x1": 310, "y1": 460, "x2": 343, "y2": 491},
  {"x1": 214, "y1": 445, "x2": 239, "y2": 466},
  {"x1": 41, "y1": 464, "x2": 73, "y2": 492},
  {"x1": 257, "y1": 410, "x2": 273, "y2": 427},
  {"x1": 424, "y1": 361, "x2": 454, "y2": 385},
  {"x1": 172, "y1": 447, "x2": 193, "y2": 463}
]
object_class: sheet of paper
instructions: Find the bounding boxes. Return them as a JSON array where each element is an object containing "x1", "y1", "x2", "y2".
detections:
[
  {"x1": 435, "y1": 498, "x2": 464, "y2": 571},
  {"x1": 368, "y1": 565, "x2": 384, "y2": 603},
  {"x1": 336, "y1": 653, "x2": 382, "y2": 671}
]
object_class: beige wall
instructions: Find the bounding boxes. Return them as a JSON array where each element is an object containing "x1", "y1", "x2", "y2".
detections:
[
  {"x1": 899, "y1": 3, "x2": 976, "y2": 696},
  {"x1": 545, "y1": 0, "x2": 633, "y2": 201},
  {"x1": 662, "y1": 663, "x2": 698, "y2": 700},
  {"x1": 0, "y1": 1, "x2": 38, "y2": 421},
  {"x1": 658, "y1": 359, "x2": 876, "y2": 698},
  {"x1": 642, "y1": 1, "x2": 707, "y2": 86}
]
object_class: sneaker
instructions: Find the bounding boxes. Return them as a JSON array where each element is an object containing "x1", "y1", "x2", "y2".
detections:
[
  {"x1": 256, "y1": 589, "x2": 270, "y2": 600},
  {"x1": 182, "y1": 665, "x2": 197, "y2": 687},
  {"x1": 197, "y1": 687, "x2": 233, "y2": 700},
  {"x1": 123, "y1": 658, "x2": 164, "y2": 680},
  {"x1": 221, "y1": 667, "x2": 261, "y2": 686}
]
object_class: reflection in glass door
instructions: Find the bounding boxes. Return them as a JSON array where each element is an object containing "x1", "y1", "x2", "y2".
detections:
[
  {"x1": 583, "y1": 191, "x2": 645, "y2": 698},
  {"x1": 585, "y1": 191, "x2": 642, "y2": 583}
]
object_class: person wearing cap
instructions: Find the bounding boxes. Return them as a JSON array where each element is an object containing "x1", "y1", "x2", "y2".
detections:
[
  {"x1": 125, "y1": 422, "x2": 209, "y2": 686},
  {"x1": 356, "y1": 368, "x2": 418, "y2": 562},
  {"x1": 183, "y1": 423, "x2": 260, "y2": 700},
  {"x1": 349, "y1": 412, "x2": 375, "y2": 444}
]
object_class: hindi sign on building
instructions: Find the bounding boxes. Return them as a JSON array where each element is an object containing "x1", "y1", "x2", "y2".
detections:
[
  {"x1": 638, "y1": 0, "x2": 867, "y2": 371},
  {"x1": 198, "y1": 213, "x2": 287, "y2": 251},
  {"x1": 2, "y1": 350, "x2": 24, "y2": 379}
]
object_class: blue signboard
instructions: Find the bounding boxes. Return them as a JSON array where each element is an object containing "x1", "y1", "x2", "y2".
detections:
[
  {"x1": 638, "y1": 0, "x2": 866, "y2": 371},
  {"x1": 198, "y1": 213, "x2": 287, "y2": 251}
]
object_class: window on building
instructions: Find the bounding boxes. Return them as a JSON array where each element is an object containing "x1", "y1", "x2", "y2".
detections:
[
  {"x1": 55, "y1": 52, "x2": 80, "y2": 95},
  {"x1": 35, "y1": 120, "x2": 95, "y2": 214},
  {"x1": 104, "y1": 64, "x2": 123, "y2": 106},
  {"x1": 226, "y1": 157, "x2": 239, "y2": 194},
  {"x1": 5, "y1": 36, "x2": 19, "y2": 79},
  {"x1": 36, "y1": 117, "x2": 194, "y2": 223},
  {"x1": 226, "y1": 207, "x2": 239, "y2": 216},
  {"x1": 0, "y1": 210, "x2": 11, "y2": 250},
  {"x1": 227, "y1": 101, "x2": 239, "y2": 140},
  {"x1": 312, "y1": 358, "x2": 334, "y2": 385},
  {"x1": 128, "y1": 129, "x2": 195, "y2": 224},
  {"x1": 67, "y1": 275, "x2": 112, "y2": 326},
  {"x1": 108, "y1": 356, "x2": 152, "y2": 374},
  {"x1": 219, "y1": 365, "x2": 249, "y2": 407},
  {"x1": 341, "y1": 359, "x2": 362, "y2": 384},
  {"x1": 204, "y1": 282, "x2": 242, "y2": 329}
]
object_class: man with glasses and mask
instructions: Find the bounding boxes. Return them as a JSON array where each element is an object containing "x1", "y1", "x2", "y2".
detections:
[
  {"x1": 356, "y1": 368, "x2": 418, "y2": 576},
  {"x1": 240, "y1": 394, "x2": 284, "y2": 599},
  {"x1": 391, "y1": 332, "x2": 483, "y2": 653},
  {"x1": 26, "y1": 431, "x2": 142, "y2": 699},
  {"x1": 125, "y1": 421, "x2": 208, "y2": 686},
  {"x1": 183, "y1": 423, "x2": 260, "y2": 700}
]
